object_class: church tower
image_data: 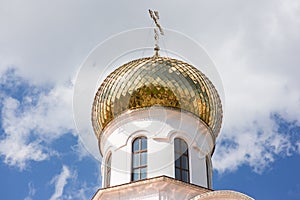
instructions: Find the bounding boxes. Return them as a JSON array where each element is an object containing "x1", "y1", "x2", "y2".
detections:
[{"x1": 90, "y1": 10, "x2": 253, "y2": 200}]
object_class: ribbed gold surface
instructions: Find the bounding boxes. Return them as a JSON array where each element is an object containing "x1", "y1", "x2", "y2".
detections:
[{"x1": 92, "y1": 56, "x2": 222, "y2": 138}]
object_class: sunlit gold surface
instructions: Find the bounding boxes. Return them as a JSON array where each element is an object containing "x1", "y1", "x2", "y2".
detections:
[{"x1": 92, "y1": 56, "x2": 222, "y2": 138}]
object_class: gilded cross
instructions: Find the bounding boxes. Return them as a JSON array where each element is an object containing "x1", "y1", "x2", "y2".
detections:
[{"x1": 149, "y1": 9, "x2": 164, "y2": 56}]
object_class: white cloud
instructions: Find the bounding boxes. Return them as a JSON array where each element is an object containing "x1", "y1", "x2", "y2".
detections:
[
  {"x1": 65, "y1": 182, "x2": 94, "y2": 200},
  {"x1": 211, "y1": 0, "x2": 300, "y2": 173},
  {"x1": 0, "y1": 71, "x2": 75, "y2": 170},
  {"x1": 71, "y1": 140, "x2": 92, "y2": 162},
  {"x1": 50, "y1": 165, "x2": 71, "y2": 200},
  {"x1": 213, "y1": 122, "x2": 294, "y2": 173},
  {"x1": 48, "y1": 164, "x2": 101, "y2": 200},
  {"x1": 0, "y1": 97, "x2": 48, "y2": 170},
  {"x1": 0, "y1": 0, "x2": 299, "y2": 175},
  {"x1": 296, "y1": 141, "x2": 300, "y2": 154},
  {"x1": 24, "y1": 182, "x2": 36, "y2": 200}
]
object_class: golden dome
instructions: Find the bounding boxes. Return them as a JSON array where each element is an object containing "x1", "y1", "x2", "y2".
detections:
[{"x1": 92, "y1": 56, "x2": 222, "y2": 138}]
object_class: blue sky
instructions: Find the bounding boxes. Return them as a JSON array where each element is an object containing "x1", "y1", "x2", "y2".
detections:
[{"x1": 0, "y1": 1, "x2": 300, "y2": 199}]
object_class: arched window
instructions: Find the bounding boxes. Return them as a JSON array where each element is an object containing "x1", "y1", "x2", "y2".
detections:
[
  {"x1": 131, "y1": 137, "x2": 147, "y2": 181},
  {"x1": 174, "y1": 138, "x2": 190, "y2": 183},
  {"x1": 105, "y1": 152, "x2": 112, "y2": 187}
]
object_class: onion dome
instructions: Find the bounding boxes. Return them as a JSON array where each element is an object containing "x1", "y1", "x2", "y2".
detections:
[{"x1": 92, "y1": 56, "x2": 222, "y2": 139}]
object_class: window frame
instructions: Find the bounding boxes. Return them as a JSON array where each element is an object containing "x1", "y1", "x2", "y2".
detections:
[
  {"x1": 105, "y1": 152, "x2": 112, "y2": 187},
  {"x1": 174, "y1": 137, "x2": 190, "y2": 183},
  {"x1": 131, "y1": 136, "x2": 147, "y2": 181}
]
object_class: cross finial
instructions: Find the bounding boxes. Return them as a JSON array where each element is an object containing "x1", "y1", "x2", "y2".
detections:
[{"x1": 149, "y1": 9, "x2": 164, "y2": 56}]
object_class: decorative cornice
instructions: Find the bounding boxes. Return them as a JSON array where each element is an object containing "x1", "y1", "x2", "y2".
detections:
[{"x1": 92, "y1": 175, "x2": 212, "y2": 200}]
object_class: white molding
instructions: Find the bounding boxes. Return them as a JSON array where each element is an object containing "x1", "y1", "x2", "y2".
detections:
[
  {"x1": 99, "y1": 107, "x2": 214, "y2": 188},
  {"x1": 100, "y1": 107, "x2": 215, "y2": 156}
]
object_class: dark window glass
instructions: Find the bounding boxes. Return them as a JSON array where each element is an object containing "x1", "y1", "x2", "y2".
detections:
[
  {"x1": 133, "y1": 169, "x2": 139, "y2": 180},
  {"x1": 182, "y1": 156, "x2": 188, "y2": 169},
  {"x1": 133, "y1": 141, "x2": 139, "y2": 152},
  {"x1": 182, "y1": 170, "x2": 188, "y2": 181},
  {"x1": 181, "y1": 141, "x2": 187, "y2": 152},
  {"x1": 175, "y1": 168, "x2": 181, "y2": 178},
  {"x1": 133, "y1": 154, "x2": 139, "y2": 167},
  {"x1": 141, "y1": 167, "x2": 147, "y2": 180},
  {"x1": 132, "y1": 137, "x2": 147, "y2": 181},
  {"x1": 141, "y1": 138, "x2": 147, "y2": 150},
  {"x1": 141, "y1": 152, "x2": 147, "y2": 166},
  {"x1": 174, "y1": 138, "x2": 190, "y2": 183},
  {"x1": 175, "y1": 138, "x2": 180, "y2": 151},
  {"x1": 175, "y1": 158, "x2": 180, "y2": 167}
]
